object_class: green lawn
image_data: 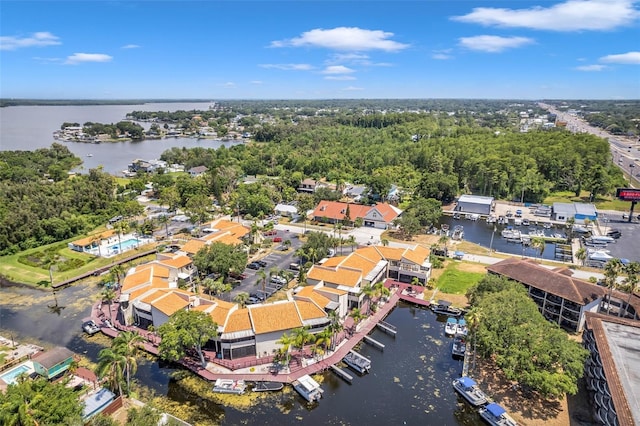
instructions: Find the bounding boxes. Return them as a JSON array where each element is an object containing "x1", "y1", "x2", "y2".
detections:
[
  {"x1": 436, "y1": 263, "x2": 484, "y2": 294},
  {"x1": 543, "y1": 190, "x2": 630, "y2": 211}
]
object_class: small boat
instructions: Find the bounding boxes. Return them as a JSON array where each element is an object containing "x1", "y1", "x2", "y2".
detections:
[
  {"x1": 513, "y1": 218, "x2": 522, "y2": 226},
  {"x1": 212, "y1": 378, "x2": 247, "y2": 394},
  {"x1": 343, "y1": 351, "x2": 371, "y2": 374},
  {"x1": 452, "y1": 225, "x2": 464, "y2": 240},
  {"x1": 469, "y1": 214, "x2": 480, "y2": 221},
  {"x1": 292, "y1": 374, "x2": 323, "y2": 402},
  {"x1": 452, "y1": 336, "x2": 466, "y2": 358},
  {"x1": 521, "y1": 219, "x2": 530, "y2": 226},
  {"x1": 82, "y1": 320, "x2": 100, "y2": 335},
  {"x1": 543, "y1": 222, "x2": 552, "y2": 229},
  {"x1": 478, "y1": 402, "x2": 519, "y2": 426},
  {"x1": 86, "y1": 153, "x2": 93, "y2": 157},
  {"x1": 445, "y1": 318, "x2": 458, "y2": 336},
  {"x1": 252, "y1": 381, "x2": 284, "y2": 392},
  {"x1": 452, "y1": 377, "x2": 488, "y2": 407},
  {"x1": 456, "y1": 318, "x2": 468, "y2": 336},
  {"x1": 453, "y1": 212, "x2": 461, "y2": 220},
  {"x1": 431, "y1": 300, "x2": 462, "y2": 317}
]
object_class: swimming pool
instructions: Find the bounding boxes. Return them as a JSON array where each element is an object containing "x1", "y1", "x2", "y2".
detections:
[
  {"x1": 0, "y1": 362, "x2": 34, "y2": 385},
  {"x1": 109, "y1": 238, "x2": 140, "y2": 252}
]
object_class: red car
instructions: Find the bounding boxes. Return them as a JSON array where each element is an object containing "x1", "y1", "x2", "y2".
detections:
[
  {"x1": 264, "y1": 230, "x2": 277, "y2": 236},
  {"x1": 229, "y1": 271, "x2": 247, "y2": 280},
  {"x1": 273, "y1": 237, "x2": 282, "y2": 242}
]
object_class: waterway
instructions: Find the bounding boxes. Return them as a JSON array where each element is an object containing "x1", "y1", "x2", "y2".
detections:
[
  {"x1": 0, "y1": 102, "x2": 243, "y2": 175},
  {"x1": 0, "y1": 279, "x2": 484, "y2": 425},
  {"x1": 439, "y1": 216, "x2": 565, "y2": 261}
]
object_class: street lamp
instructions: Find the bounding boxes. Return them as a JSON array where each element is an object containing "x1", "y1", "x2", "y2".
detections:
[{"x1": 488, "y1": 226, "x2": 496, "y2": 255}]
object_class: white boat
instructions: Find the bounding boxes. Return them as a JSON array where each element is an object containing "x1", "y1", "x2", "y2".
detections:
[
  {"x1": 452, "y1": 336, "x2": 467, "y2": 358},
  {"x1": 445, "y1": 317, "x2": 458, "y2": 336},
  {"x1": 589, "y1": 235, "x2": 615, "y2": 244},
  {"x1": 82, "y1": 320, "x2": 100, "y2": 335},
  {"x1": 501, "y1": 228, "x2": 521, "y2": 239},
  {"x1": 469, "y1": 214, "x2": 480, "y2": 221},
  {"x1": 452, "y1": 225, "x2": 464, "y2": 240},
  {"x1": 478, "y1": 402, "x2": 518, "y2": 426},
  {"x1": 588, "y1": 250, "x2": 613, "y2": 262},
  {"x1": 431, "y1": 300, "x2": 462, "y2": 317},
  {"x1": 343, "y1": 351, "x2": 371, "y2": 374},
  {"x1": 513, "y1": 218, "x2": 522, "y2": 226},
  {"x1": 292, "y1": 374, "x2": 323, "y2": 402},
  {"x1": 212, "y1": 378, "x2": 246, "y2": 394},
  {"x1": 456, "y1": 319, "x2": 468, "y2": 336},
  {"x1": 452, "y1": 377, "x2": 488, "y2": 407}
]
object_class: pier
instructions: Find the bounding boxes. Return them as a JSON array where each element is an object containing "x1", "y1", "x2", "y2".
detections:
[
  {"x1": 363, "y1": 335, "x2": 385, "y2": 351},
  {"x1": 330, "y1": 365, "x2": 353, "y2": 383}
]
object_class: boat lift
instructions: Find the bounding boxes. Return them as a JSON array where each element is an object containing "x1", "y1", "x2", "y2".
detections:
[
  {"x1": 330, "y1": 365, "x2": 353, "y2": 383},
  {"x1": 364, "y1": 335, "x2": 385, "y2": 351},
  {"x1": 376, "y1": 320, "x2": 397, "y2": 337}
]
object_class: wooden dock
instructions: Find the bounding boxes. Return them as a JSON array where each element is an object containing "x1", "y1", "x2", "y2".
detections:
[
  {"x1": 363, "y1": 335, "x2": 385, "y2": 351},
  {"x1": 376, "y1": 320, "x2": 397, "y2": 337},
  {"x1": 330, "y1": 365, "x2": 353, "y2": 383}
]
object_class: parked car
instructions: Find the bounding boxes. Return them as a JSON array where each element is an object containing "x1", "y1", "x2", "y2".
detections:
[
  {"x1": 289, "y1": 263, "x2": 300, "y2": 271},
  {"x1": 264, "y1": 230, "x2": 277, "y2": 236},
  {"x1": 273, "y1": 237, "x2": 283, "y2": 242},
  {"x1": 229, "y1": 271, "x2": 247, "y2": 280},
  {"x1": 606, "y1": 229, "x2": 622, "y2": 239},
  {"x1": 247, "y1": 296, "x2": 262, "y2": 305},
  {"x1": 256, "y1": 260, "x2": 268, "y2": 267},
  {"x1": 250, "y1": 293, "x2": 266, "y2": 301},
  {"x1": 271, "y1": 276, "x2": 287, "y2": 285},
  {"x1": 247, "y1": 262, "x2": 261, "y2": 270}
]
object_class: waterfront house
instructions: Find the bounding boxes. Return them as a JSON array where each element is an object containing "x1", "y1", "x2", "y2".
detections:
[
  {"x1": 583, "y1": 312, "x2": 640, "y2": 426},
  {"x1": 31, "y1": 347, "x2": 74, "y2": 380},
  {"x1": 188, "y1": 165, "x2": 208, "y2": 177},
  {"x1": 298, "y1": 178, "x2": 318, "y2": 193},
  {"x1": 486, "y1": 258, "x2": 605, "y2": 332},
  {"x1": 455, "y1": 195, "x2": 494, "y2": 216},
  {"x1": 311, "y1": 201, "x2": 402, "y2": 229},
  {"x1": 68, "y1": 230, "x2": 116, "y2": 254}
]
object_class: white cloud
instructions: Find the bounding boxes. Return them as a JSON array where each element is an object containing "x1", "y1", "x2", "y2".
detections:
[
  {"x1": 65, "y1": 53, "x2": 112, "y2": 64},
  {"x1": 32, "y1": 56, "x2": 62, "y2": 64},
  {"x1": 341, "y1": 86, "x2": 364, "y2": 91},
  {"x1": 250, "y1": 80, "x2": 263, "y2": 85},
  {"x1": 452, "y1": 0, "x2": 640, "y2": 31},
  {"x1": 600, "y1": 51, "x2": 640, "y2": 64},
  {"x1": 0, "y1": 32, "x2": 61, "y2": 51},
  {"x1": 458, "y1": 35, "x2": 534, "y2": 53},
  {"x1": 121, "y1": 44, "x2": 140, "y2": 49},
  {"x1": 325, "y1": 75, "x2": 357, "y2": 81},
  {"x1": 575, "y1": 64, "x2": 607, "y2": 71},
  {"x1": 259, "y1": 63, "x2": 313, "y2": 71},
  {"x1": 270, "y1": 27, "x2": 409, "y2": 51},
  {"x1": 432, "y1": 50, "x2": 453, "y2": 60},
  {"x1": 321, "y1": 65, "x2": 355, "y2": 75},
  {"x1": 220, "y1": 82, "x2": 236, "y2": 88}
]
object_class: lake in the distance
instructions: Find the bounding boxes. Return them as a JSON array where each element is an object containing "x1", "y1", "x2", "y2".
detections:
[{"x1": 0, "y1": 102, "x2": 243, "y2": 175}]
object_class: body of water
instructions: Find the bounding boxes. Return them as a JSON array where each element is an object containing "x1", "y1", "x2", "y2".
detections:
[
  {"x1": 0, "y1": 279, "x2": 484, "y2": 425},
  {"x1": 439, "y1": 216, "x2": 567, "y2": 261},
  {"x1": 0, "y1": 103, "x2": 243, "y2": 175}
]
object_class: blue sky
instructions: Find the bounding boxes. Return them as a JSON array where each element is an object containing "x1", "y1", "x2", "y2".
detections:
[{"x1": 1, "y1": 0, "x2": 639, "y2": 99}]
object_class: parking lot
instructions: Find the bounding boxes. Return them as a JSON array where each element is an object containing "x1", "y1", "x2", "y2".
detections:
[{"x1": 597, "y1": 213, "x2": 640, "y2": 263}]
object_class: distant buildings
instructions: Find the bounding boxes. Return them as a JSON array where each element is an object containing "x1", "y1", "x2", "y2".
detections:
[{"x1": 311, "y1": 201, "x2": 402, "y2": 229}]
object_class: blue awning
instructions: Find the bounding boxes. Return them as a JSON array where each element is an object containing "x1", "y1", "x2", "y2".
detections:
[
  {"x1": 486, "y1": 403, "x2": 506, "y2": 417},
  {"x1": 459, "y1": 377, "x2": 476, "y2": 388},
  {"x1": 454, "y1": 251, "x2": 465, "y2": 257}
]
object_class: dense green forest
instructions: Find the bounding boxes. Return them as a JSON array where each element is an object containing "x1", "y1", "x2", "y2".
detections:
[{"x1": 0, "y1": 102, "x2": 627, "y2": 256}]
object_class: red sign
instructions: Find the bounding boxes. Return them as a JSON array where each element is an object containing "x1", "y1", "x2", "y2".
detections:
[{"x1": 617, "y1": 188, "x2": 640, "y2": 201}]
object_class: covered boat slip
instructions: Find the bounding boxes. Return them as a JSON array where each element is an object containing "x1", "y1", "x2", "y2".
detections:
[
  {"x1": 342, "y1": 350, "x2": 371, "y2": 374},
  {"x1": 292, "y1": 374, "x2": 324, "y2": 402}
]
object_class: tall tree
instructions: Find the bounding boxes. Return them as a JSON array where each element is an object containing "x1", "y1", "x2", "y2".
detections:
[
  {"x1": 112, "y1": 330, "x2": 145, "y2": 394},
  {"x1": 622, "y1": 261, "x2": 640, "y2": 318},
  {"x1": 193, "y1": 241, "x2": 248, "y2": 282},
  {"x1": 158, "y1": 309, "x2": 218, "y2": 368},
  {"x1": 604, "y1": 258, "x2": 624, "y2": 314},
  {"x1": 96, "y1": 347, "x2": 126, "y2": 396}
]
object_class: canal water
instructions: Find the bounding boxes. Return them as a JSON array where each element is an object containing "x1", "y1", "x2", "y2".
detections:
[
  {"x1": 0, "y1": 280, "x2": 483, "y2": 425},
  {"x1": 439, "y1": 216, "x2": 566, "y2": 261}
]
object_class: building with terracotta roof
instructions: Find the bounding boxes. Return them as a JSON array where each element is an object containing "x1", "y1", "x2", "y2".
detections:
[
  {"x1": 312, "y1": 201, "x2": 402, "y2": 229},
  {"x1": 306, "y1": 245, "x2": 431, "y2": 312},
  {"x1": 179, "y1": 218, "x2": 250, "y2": 256},
  {"x1": 583, "y1": 313, "x2": 640, "y2": 426},
  {"x1": 68, "y1": 230, "x2": 116, "y2": 253},
  {"x1": 486, "y1": 258, "x2": 606, "y2": 332}
]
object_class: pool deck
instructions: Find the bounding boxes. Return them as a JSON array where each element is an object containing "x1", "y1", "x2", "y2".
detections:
[{"x1": 91, "y1": 280, "x2": 433, "y2": 384}]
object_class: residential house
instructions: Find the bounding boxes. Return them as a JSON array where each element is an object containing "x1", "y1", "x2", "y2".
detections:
[
  {"x1": 68, "y1": 230, "x2": 116, "y2": 254},
  {"x1": 32, "y1": 347, "x2": 75, "y2": 380},
  {"x1": 274, "y1": 203, "x2": 298, "y2": 218},
  {"x1": 179, "y1": 218, "x2": 250, "y2": 256},
  {"x1": 298, "y1": 178, "x2": 317, "y2": 193},
  {"x1": 188, "y1": 165, "x2": 209, "y2": 177},
  {"x1": 486, "y1": 258, "x2": 605, "y2": 332},
  {"x1": 312, "y1": 201, "x2": 402, "y2": 229}
]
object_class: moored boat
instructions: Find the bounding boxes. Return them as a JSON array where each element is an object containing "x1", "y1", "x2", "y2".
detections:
[
  {"x1": 292, "y1": 374, "x2": 323, "y2": 402},
  {"x1": 452, "y1": 376, "x2": 488, "y2": 407},
  {"x1": 445, "y1": 317, "x2": 458, "y2": 336},
  {"x1": 431, "y1": 300, "x2": 462, "y2": 317},
  {"x1": 478, "y1": 402, "x2": 518, "y2": 426},
  {"x1": 213, "y1": 378, "x2": 247, "y2": 394},
  {"x1": 452, "y1": 335, "x2": 466, "y2": 358},
  {"x1": 343, "y1": 351, "x2": 371, "y2": 374},
  {"x1": 252, "y1": 381, "x2": 284, "y2": 392},
  {"x1": 456, "y1": 318, "x2": 468, "y2": 336}
]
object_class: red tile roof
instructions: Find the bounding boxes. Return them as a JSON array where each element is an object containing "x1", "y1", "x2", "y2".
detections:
[{"x1": 311, "y1": 201, "x2": 400, "y2": 223}]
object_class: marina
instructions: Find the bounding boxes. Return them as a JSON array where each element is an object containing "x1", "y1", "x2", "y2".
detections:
[{"x1": 342, "y1": 350, "x2": 372, "y2": 374}]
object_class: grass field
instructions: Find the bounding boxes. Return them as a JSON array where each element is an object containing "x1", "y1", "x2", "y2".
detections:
[
  {"x1": 543, "y1": 190, "x2": 629, "y2": 211},
  {"x1": 435, "y1": 262, "x2": 484, "y2": 294}
]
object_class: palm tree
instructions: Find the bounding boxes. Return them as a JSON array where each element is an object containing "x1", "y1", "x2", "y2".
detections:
[
  {"x1": 374, "y1": 281, "x2": 390, "y2": 302},
  {"x1": 604, "y1": 258, "x2": 624, "y2": 315},
  {"x1": 381, "y1": 238, "x2": 389, "y2": 247},
  {"x1": 349, "y1": 308, "x2": 366, "y2": 332},
  {"x1": 112, "y1": 331, "x2": 144, "y2": 394},
  {"x1": 157, "y1": 214, "x2": 170, "y2": 239},
  {"x1": 346, "y1": 235, "x2": 357, "y2": 253},
  {"x1": 234, "y1": 292, "x2": 250, "y2": 308},
  {"x1": 314, "y1": 328, "x2": 332, "y2": 358},
  {"x1": 111, "y1": 264, "x2": 125, "y2": 287},
  {"x1": 293, "y1": 326, "x2": 313, "y2": 357},
  {"x1": 283, "y1": 239, "x2": 292, "y2": 251},
  {"x1": 622, "y1": 262, "x2": 640, "y2": 318},
  {"x1": 101, "y1": 288, "x2": 116, "y2": 322},
  {"x1": 465, "y1": 309, "x2": 482, "y2": 373},
  {"x1": 361, "y1": 284, "x2": 375, "y2": 315},
  {"x1": 575, "y1": 247, "x2": 587, "y2": 266},
  {"x1": 95, "y1": 348, "x2": 126, "y2": 396},
  {"x1": 256, "y1": 269, "x2": 267, "y2": 295},
  {"x1": 530, "y1": 237, "x2": 545, "y2": 260},
  {"x1": 275, "y1": 332, "x2": 295, "y2": 365},
  {"x1": 307, "y1": 247, "x2": 319, "y2": 265}
]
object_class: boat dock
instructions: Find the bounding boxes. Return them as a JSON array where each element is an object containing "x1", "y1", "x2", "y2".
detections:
[
  {"x1": 363, "y1": 335, "x2": 385, "y2": 351},
  {"x1": 330, "y1": 365, "x2": 353, "y2": 383},
  {"x1": 376, "y1": 320, "x2": 397, "y2": 337}
]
